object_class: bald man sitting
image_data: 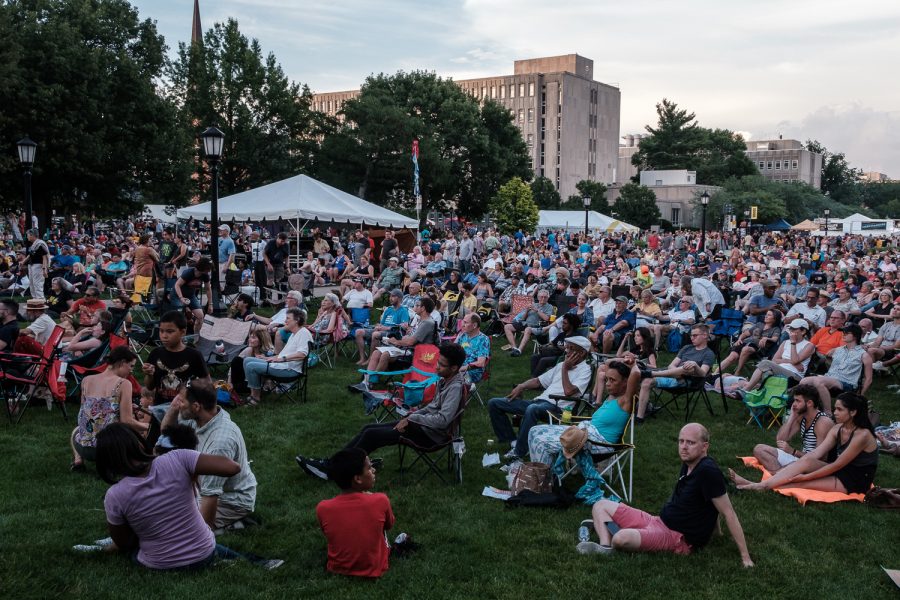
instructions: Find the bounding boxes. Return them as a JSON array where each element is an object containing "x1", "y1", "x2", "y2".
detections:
[{"x1": 577, "y1": 423, "x2": 753, "y2": 567}]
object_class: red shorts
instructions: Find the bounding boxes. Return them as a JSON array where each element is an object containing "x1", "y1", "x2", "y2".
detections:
[{"x1": 613, "y1": 503, "x2": 691, "y2": 555}]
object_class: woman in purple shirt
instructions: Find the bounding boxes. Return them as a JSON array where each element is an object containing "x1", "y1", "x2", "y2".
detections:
[{"x1": 96, "y1": 423, "x2": 282, "y2": 571}]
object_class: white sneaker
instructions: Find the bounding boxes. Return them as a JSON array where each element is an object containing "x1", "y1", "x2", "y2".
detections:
[{"x1": 872, "y1": 361, "x2": 885, "y2": 371}]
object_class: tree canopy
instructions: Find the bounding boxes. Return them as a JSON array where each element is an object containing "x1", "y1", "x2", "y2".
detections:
[
  {"x1": 490, "y1": 177, "x2": 538, "y2": 235},
  {"x1": 613, "y1": 184, "x2": 660, "y2": 230},
  {"x1": 165, "y1": 18, "x2": 325, "y2": 202},
  {"x1": 315, "y1": 71, "x2": 532, "y2": 226},
  {"x1": 805, "y1": 139, "x2": 863, "y2": 198},
  {"x1": 530, "y1": 177, "x2": 561, "y2": 210},
  {"x1": 631, "y1": 99, "x2": 757, "y2": 186},
  {"x1": 0, "y1": 0, "x2": 193, "y2": 223}
]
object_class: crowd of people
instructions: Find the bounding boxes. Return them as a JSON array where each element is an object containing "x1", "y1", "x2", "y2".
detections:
[{"x1": 9, "y1": 212, "x2": 896, "y2": 576}]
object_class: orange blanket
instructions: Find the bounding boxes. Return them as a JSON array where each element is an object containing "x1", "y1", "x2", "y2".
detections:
[{"x1": 738, "y1": 456, "x2": 866, "y2": 505}]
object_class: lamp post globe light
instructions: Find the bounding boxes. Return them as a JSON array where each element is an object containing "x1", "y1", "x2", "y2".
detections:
[
  {"x1": 582, "y1": 195, "x2": 591, "y2": 238},
  {"x1": 16, "y1": 136, "x2": 37, "y2": 233},
  {"x1": 200, "y1": 125, "x2": 225, "y2": 314},
  {"x1": 699, "y1": 191, "x2": 710, "y2": 254}
]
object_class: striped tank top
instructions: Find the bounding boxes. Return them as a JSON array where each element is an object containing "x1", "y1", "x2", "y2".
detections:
[{"x1": 799, "y1": 411, "x2": 827, "y2": 454}]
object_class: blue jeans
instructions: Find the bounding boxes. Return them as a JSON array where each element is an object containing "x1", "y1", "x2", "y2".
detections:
[
  {"x1": 243, "y1": 357, "x2": 299, "y2": 390},
  {"x1": 488, "y1": 397, "x2": 561, "y2": 457}
]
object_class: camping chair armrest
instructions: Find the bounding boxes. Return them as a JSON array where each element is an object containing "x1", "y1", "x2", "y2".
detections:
[
  {"x1": 0, "y1": 353, "x2": 46, "y2": 368},
  {"x1": 586, "y1": 440, "x2": 634, "y2": 452},
  {"x1": 357, "y1": 368, "x2": 413, "y2": 377},
  {"x1": 548, "y1": 393, "x2": 595, "y2": 413}
]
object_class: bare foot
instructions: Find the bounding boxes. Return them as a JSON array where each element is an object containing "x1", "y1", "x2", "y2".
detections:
[
  {"x1": 738, "y1": 482, "x2": 766, "y2": 491},
  {"x1": 728, "y1": 468, "x2": 753, "y2": 487}
]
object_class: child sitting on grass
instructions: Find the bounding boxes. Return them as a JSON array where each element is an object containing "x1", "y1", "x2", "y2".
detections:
[{"x1": 316, "y1": 448, "x2": 394, "y2": 578}]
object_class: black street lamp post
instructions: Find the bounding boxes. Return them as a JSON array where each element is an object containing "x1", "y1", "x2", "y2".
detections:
[
  {"x1": 16, "y1": 136, "x2": 37, "y2": 234},
  {"x1": 582, "y1": 196, "x2": 591, "y2": 238},
  {"x1": 699, "y1": 191, "x2": 710, "y2": 254},
  {"x1": 823, "y1": 208, "x2": 830, "y2": 252},
  {"x1": 200, "y1": 126, "x2": 225, "y2": 314}
]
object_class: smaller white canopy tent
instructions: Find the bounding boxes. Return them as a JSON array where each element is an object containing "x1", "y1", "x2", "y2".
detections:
[
  {"x1": 537, "y1": 210, "x2": 638, "y2": 233},
  {"x1": 176, "y1": 174, "x2": 417, "y2": 229},
  {"x1": 141, "y1": 204, "x2": 178, "y2": 224}
]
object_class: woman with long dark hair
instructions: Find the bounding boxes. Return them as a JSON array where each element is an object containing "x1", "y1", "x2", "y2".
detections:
[
  {"x1": 96, "y1": 422, "x2": 282, "y2": 570},
  {"x1": 593, "y1": 327, "x2": 657, "y2": 402},
  {"x1": 731, "y1": 392, "x2": 878, "y2": 494}
]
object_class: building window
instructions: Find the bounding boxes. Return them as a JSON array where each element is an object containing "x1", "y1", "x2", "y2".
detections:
[
  {"x1": 671, "y1": 207, "x2": 680, "y2": 224},
  {"x1": 500, "y1": 85, "x2": 505, "y2": 99},
  {"x1": 529, "y1": 82, "x2": 535, "y2": 96},
  {"x1": 655, "y1": 179, "x2": 663, "y2": 186},
  {"x1": 767, "y1": 161, "x2": 773, "y2": 170},
  {"x1": 775, "y1": 161, "x2": 781, "y2": 170},
  {"x1": 481, "y1": 86, "x2": 487, "y2": 98},
  {"x1": 527, "y1": 108, "x2": 534, "y2": 123},
  {"x1": 490, "y1": 86, "x2": 496, "y2": 99},
  {"x1": 792, "y1": 160, "x2": 798, "y2": 169},
  {"x1": 758, "y1": 161, "x2": 764, "y2": 170},
  {"x1": 527, "y1": 133, "x2": 534, "y2": 147},
  {"x1": 519, "y1": 83, "x2": 525, "y2": 97},
  {"x1": 518, "y1": 109, "x2": 524, "y2": 124}
]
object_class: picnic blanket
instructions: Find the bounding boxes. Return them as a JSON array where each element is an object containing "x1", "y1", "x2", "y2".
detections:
[{"x1": 739, "y1": 456, "x2": 866, "y2": 505}]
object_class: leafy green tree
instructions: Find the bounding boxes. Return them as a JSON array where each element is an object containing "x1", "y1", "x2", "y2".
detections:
[
  {"x1": 0, "y1": 0, "x2": 193, "y2": 223},
  {"x1": 315, "y1": 72, "x2": 531, "y2": 226},
  {"x1": 631, "y1": 99, "x2": 756, "y2": 186},
  {"x1": 490, "y1": 177, "x2": 538, "y2": 234},
  {"x1": 166, "y1": 18, "x2": 324, "y2": 200},
  {"x1": 530, "y1": 176, "x2": 560, "y2": 209},
  {"x1": 694, "y1": 175, "x2": 858, "y2": 228},
  {"x1": 863, "y1": 182, "x2": 900, "y2": 218},
  {"x1": 806, "y1": 140, "x2": 863, "y2": 196},
  {"x1": 613, "y1": 184, "x2": 660, "y2": 230},
  {"x1": 575, "y1": 180, "x2": 609, "y2": 213}
]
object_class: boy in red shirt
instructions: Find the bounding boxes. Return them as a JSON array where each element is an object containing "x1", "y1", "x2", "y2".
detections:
[{"x1": 316, "y1": 448, "x2": 394, "y2": 578}]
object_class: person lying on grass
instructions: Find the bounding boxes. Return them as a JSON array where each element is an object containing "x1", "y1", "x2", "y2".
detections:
[
  {"x1": 297, "y1": 342, "x2": 466, "y2": 480},
  {"x1": 316, "y1": 448, "x2": 395, "y2": 578},
  {"x1": 580, "y1": 423, "x2": 753, "y2": 568},
  {"x1": 730, "y1": 392, "x2": 878, "y2": 495},
  {"x1": 750, "y1": 384, "x2": 833, "y2": 474},
  {"x1": 95, "y1": 422, "x2": 283, "y2": 570}
]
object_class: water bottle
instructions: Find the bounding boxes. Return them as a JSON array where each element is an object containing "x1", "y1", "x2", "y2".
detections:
[
  {"x1": 578, "y1": 524, "x2": 592, "y2": 543},
  {"x1": 215, "y1": 340, "x2": 225, "y2": 355}
]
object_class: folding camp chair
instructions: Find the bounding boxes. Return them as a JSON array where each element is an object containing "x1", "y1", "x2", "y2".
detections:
[
  {"x1": 706, "y1": 308, "x2": 745, "y2": 413},
  {"x1": 741, "y1": 375, "x2": 790, "y2": 429},
  {"x1": 64, "y1": 334, "x2": 129, "y2": 401},
  {"x1": 360, "y1": 344, "x2": 441, "y2": 422},
  {"x1": 261, "y1": 357, "x2": 308, "y2": 403},
  {"x1": 309, "y1": 312, "x2": 350, "y2": 369},
  {"x1": 1, "y1": 326, "x2": 66, "y2": 424},
  {"x1": 339, "y1": 307, "x2": 372, "y2": 360},
  {"x1": 397, "y1": 386, "x2": 470, "y2": 485},
  {"x1": 469, "y1": 356, "x2": 491, "y2": 406},
  {"x1": 193, "y1": 315, "x2": 252, "y2": 377},
  {"x1": 221, "y1": 269, "x2": 243, "y2": 307},
  {"x1": 502, "y1": 295, "x2": 533, "y2": 324},
  {"x1": 656, "y1": 376, "x2": 716, "y2": 422},
  {"x1": 553, "y1": 399, "x2": 637, "y2": 503}
]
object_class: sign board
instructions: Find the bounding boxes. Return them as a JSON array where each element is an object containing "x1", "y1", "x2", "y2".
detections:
[
  {"x1": 750, "y1": 206, "x2": 758, "y2": 220},
  {"x1": 860, "y1": 221, "x2": 887, "y2": 230}
]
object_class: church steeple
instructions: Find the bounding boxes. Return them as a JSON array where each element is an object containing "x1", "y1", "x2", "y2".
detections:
[{"x1": 191, "y1": 0, "x2": 202, "y2": 45}]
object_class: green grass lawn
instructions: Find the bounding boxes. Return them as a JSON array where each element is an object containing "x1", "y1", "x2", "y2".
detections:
[{"x1": 1, "y1": 331, "x2": 899, "y2": 599}]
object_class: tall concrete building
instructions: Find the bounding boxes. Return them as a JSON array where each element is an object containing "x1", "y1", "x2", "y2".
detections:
[
  {"x1": 616, "y1": 133, "x2": 647, "y2": 184},
  {"x1": 745, "y1": 138, "x2": 823, "y2": 188},
  {"x1": 311, "y1": 54, "x2": 621, "y2": 200}
]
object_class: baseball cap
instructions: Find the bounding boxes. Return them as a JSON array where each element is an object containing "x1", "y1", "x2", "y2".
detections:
[
  {"x1": 564, "y1": 336, "x2": 592, "y2": 352},
  {"x1": 389, "y1": 288, "x2": 403, "y2": 298},
  {"x1": 786, "y1": 319, "x2": 809, "y2": 330},
  {"x1": 614, "y1": 295, "x2": 628, "y2": 302}
]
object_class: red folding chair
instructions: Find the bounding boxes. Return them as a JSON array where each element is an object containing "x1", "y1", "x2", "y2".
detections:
[
  {"x1": 1, "y1": 326, "x2": 66, "y2": 424},
  {"x1": 65, "y1": 334, "x2": 129, "y2": 401}
]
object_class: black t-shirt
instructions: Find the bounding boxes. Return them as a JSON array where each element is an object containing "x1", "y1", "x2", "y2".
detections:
[
  {"x1": 380, "y1": 238, "x2": 398, "y2": 260},
  {"x1": 178, "y1": 267, "x2": 210, "y2": 296},
  {"x1": 159, "y1": 240, "x2": 177, "y2": 264},
  {"x1": 265, "y1": 240, "x2": 290, "y2": 265},
  {"x1": 659, "y1": 456, "x2": 727, "y2": 548},
  {"x1": 47, "y1": 289, "x2": 73, "y2": 314},
  {"x1": 28, "y1": 241, "x2": 48, "y2": 266},
  {"x1": 146, "y1": 346, "x2": 209, "y2": 405},
  {"x1": 0, "y1": 319, "x2": 19, "y2": 351}
]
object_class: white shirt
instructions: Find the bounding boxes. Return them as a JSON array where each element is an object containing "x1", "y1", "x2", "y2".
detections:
[
  {"x1": 26, "y1": 313, "x2": 56, "y2": 345},
  {"x1": 785, "y1": 302, "x2": 827, "y2": 328},
  {"x1": 250, "y1": 241, "x2": 266, "y2": 263},
  {"x1": 536, "y1": 360, "x2": 592, "y2": 409},
  {"x1": 484, "y1": 256, "x2": 503, "y2": 270},
  {"x1": 344, "y1": 288, "x2": 373, "y2": 309},
  {"x1": 667, "y1": 308, "x2": 695, "y2": 325},
  {"x1": 589, "y1": 297, "x2": 615, "y2": 320},
  {"x1": 690, "y1": 278, "x2": 725, "y2": 318},
  {"x1": 272, "y1": 328, "x2": 312, "y2": 372},
  {"x1": 777, "y1": 339, "x2": 813, "y2": 377}
]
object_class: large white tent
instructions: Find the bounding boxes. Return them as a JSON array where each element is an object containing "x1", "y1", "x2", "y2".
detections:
[
  {"x1": 537, "y1": 210, "x2": 638, "y2": 233},
  {"x1": 176, "y1": 174, "x2": 418, "y2": 229},
  {"x1": 141, "y1": 204, "x2": 178, "y2": 224}
]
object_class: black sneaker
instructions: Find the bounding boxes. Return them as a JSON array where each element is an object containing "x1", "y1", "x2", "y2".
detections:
[
  {"x1": 638, "y1": 367, "x2": 655, "y2": 380},
  {"x1": 371, "y1": 457, "x2": 384, "y2": 472},
  {"x1": 295, "y1": 455, "x2": 330, "y2": 481}
]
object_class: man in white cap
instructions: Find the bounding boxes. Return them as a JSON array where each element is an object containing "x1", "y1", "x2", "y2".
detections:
[
  {"x1": 737, "y1": 318, "x2": 816, "y2": 393},
  {"x1": 21, "y1": 298, "x2": 56, "y2": 346},
  {"x1": 488, "y1": 336, "x2": 593, "y2": 462},
  {"x1": 217, "y1": 224, "x2": 235, "y2": 290}
]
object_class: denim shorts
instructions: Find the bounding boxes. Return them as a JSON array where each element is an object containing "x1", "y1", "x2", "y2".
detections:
[{"x1": 656, "y1": 377, "x2": 682, "y2": 389}]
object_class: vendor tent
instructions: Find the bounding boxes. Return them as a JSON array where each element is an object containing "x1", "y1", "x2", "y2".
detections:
[
  {"x1": 141, "y1": 204, "x2": 178, "y2": 224},
  {"x1": 176, "y1": 174, "x2": 418, "y2": 229},
  {"x1": 791, "y1": 219, "x2": 819, "y2": 231},
  {"x1": 765, "y1": 218, "x2": 792, "y2": 231},
  {"x1": 538, "y1": 210, "x2": 638, "y2": 233}
]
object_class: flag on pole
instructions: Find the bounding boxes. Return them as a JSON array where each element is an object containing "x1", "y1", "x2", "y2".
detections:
[{"x1": 412, "y1": 139, "x2": 420, "y2": 200}]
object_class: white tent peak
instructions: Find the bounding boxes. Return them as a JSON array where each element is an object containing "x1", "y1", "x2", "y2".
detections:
[
  {"x1": 537, "y1": 210, "x2": 638, "y2": 233},
  {"x1": 176, "y1": 174, "x2": 417, "y2": 228}
]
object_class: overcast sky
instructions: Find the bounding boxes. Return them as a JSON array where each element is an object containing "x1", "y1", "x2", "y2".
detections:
[{"x1": 134, "y1": 0, "x2": 900, "y2": 176}]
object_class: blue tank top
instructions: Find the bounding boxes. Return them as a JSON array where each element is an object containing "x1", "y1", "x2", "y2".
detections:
[{"x1": 591, "y1": 397, "x2": 630, "y2": 443}]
